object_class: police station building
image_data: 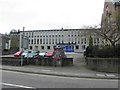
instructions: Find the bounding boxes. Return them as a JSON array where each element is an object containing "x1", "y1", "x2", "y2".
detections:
[{"x1": 19, "y1": 28, "x2": 103, "y2": 53}]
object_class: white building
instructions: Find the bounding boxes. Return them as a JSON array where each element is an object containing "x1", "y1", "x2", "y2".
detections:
[{"x1": 19, "y1": 28, "x2": 103, "y2": 53}]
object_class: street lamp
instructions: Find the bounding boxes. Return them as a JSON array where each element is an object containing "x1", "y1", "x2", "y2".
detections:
[{"x1": 21, "y1": 27, "x2": 25, "y2": 66}]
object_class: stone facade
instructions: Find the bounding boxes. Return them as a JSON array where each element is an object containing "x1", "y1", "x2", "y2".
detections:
[
  {"x1": 101, "y1": 0, "x2": 120, "y2": 46},
  {"x1": 19, "y1": 29, "x2": 103, "y2": 53},
  {"x1": 0, "y1": 33, "x2": 11, "y2": 55}
]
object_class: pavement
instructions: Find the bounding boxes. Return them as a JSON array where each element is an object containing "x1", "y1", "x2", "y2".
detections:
[{"x1": 0, "y1": 53, "x2": 119, "y2": 79}]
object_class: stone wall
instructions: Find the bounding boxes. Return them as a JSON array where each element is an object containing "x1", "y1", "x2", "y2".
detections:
[{"x1": 85, "y1": 57, "x2": 120, "y2": 73}]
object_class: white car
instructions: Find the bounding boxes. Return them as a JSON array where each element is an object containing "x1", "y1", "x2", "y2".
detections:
[{"x1": 39, "y1": 52, "x2": 46, "y2": 57}]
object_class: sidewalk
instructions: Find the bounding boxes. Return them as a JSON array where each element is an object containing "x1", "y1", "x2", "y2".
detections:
[
  {"x1": 1, "y1": 64, "x2": 119, "y2": 79},
  {"x1": 0, "y1": 53, "x2": 119, "y2": 79}
]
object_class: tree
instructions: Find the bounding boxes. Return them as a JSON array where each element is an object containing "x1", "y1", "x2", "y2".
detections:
[
  {"x1": 96, "y1": 7, "x2": 120, "y2": 47},
  {"x1": 88, "y1": 35, "x2": 93, "y2": 47}
]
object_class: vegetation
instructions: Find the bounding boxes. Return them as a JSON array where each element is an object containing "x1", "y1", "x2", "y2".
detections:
[{"x1": 84, "y1": 44, "x2": 120, "y2": 58}]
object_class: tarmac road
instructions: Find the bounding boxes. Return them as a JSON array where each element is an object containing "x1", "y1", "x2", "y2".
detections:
[{"x1": 1, "y1": 70, "x2": 118, "y2": 88}]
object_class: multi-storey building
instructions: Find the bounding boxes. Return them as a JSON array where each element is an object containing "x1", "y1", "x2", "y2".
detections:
[
  {"x1": 101, "y1": 0, "x2": 120, "y2": 46},
  {"x1": 0, "y1": 33, "x2": 11, "y2": 55},
  {"x1": 19, "y1": 28, "x2": 103, "y2": 53}
]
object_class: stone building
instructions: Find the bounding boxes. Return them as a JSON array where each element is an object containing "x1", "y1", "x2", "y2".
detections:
[
  {"x1": 101, "y1": 0, "x2": 120, "y2": 46},
  {"x1": 0, "y1": 33, "x2": 11, "y2": 55},
  {"x1": 19, "y1": 28, "x2": 103, "y2": 53}
]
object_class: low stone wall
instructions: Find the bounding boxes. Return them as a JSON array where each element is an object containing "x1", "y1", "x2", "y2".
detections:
[
  {"x1": 85, "y1": 57, "x2": 120, "y2": 73},
  {"x1": 0, "y1": 57, "x2": 27, "y2": 66},
  {"x1": 0, "y1": 57, "x2": 73, "y2": 67}
]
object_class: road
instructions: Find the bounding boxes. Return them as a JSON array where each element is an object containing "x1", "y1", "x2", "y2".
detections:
[{"x1": 1, "y1": 70, "x2": 118, "y2": 89}]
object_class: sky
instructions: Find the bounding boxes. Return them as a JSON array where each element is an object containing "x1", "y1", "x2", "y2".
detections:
[{"x1": 0, "y1": 0, "x2": 105, "y2": 34}]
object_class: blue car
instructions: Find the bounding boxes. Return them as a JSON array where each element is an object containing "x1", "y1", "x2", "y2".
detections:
[{"x1": 22, "y1": 51, "x2": 39, "y2": 58}]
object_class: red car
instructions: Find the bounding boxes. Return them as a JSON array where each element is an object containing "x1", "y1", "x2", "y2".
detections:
[
  {"x1": 45, "y1": 50, "x2": 54, "y2": 57},
  {"x1": 14, "y1": 51, "x2": 23, "y2": 57}
]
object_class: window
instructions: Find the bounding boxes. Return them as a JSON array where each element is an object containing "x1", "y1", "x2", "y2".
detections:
[
  {"x1": 76, "y1": 45, "x2": 79, "y2": 49},
  {"x1": 29, "y1": 40, "x2": 30, "y2": 44},
  {"x1": 46, "y1": 39, "x2": 48, "y2": 44},
  {"x1": 52, "y1": 39, "x2": 54, "y2": 44},
  {"x1": 40, "y1": 39, "x2": 42, "y2": 44},
  {"x1": 82, "y1": 45, "x2": 86, "y2": 50},
  {"x1": 31, "y1": 39, "x2": 33, "y2": 44},
  {"x1": 56, "y1": 39, "x2": 57, "y2": 44},
  {"x1": 43, "y1": 39, "x2": 45, "y2": 44},
  {"x1": 37, "y1": 39, "x2": 39, "y2": 44},
  {"x1": 41, "y1": 46, "x2": 44, "y2": 50},
  {"x1": 29, "y1": 46, "x2": 32, "y2": 50},
  {"x1": 34, "y1": 39, "x2": 36, "y2": 44},
  {"x1": 81, "y1": 39, "x2": 83, "y2": 44},
  {"x1": 47, "y1": 46, "x2": 50, "y2": 50},
  {"x1": 97, "y1": 38, "x2": 99, "y2": 43},
  {"x1": 84, "y1": 38, "x2": 86, "y2": 44},
  {"x1": 49, "y1": 39, "x2": 51, "y2": 44}
]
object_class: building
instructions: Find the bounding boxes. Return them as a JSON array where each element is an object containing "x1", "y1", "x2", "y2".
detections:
[
  {"x1": 0, "y1": 33, "x2": 11, "y2": 55},
  {"x1": 19, "y1": 28, "x2": 103, "y2": 53},
  {"x1": 9, "y1": 29, "x2": 20, "y2": 52},
  {"x1": 101, "y1": 0, "x2": 120, "y2": 46}
]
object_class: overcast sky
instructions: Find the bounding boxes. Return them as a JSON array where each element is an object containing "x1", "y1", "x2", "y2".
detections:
[{"x1": 0, "y1": 0, "x2": 105, "y2": 34}]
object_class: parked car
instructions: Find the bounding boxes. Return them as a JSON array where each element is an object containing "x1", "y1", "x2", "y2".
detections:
[
  {"x1": 45, "y1": 50, "x2": 54, "y2": 57},
  {"x1": 39, "y1": 52, "x2": 46, "y2": 57},
  {"x1": 14, "y1": 51, "x2": 23, "y2": 57},
  {"x1": 53, "y1": 46, "x2": 66, "y2": 66},
  {"x1": 22, "y1": 51, "x2": 39, "y2": 58}
]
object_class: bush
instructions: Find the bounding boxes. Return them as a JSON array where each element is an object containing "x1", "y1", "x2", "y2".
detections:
[{"x1": 84, "y1": 44, "x2": 120, "y2": 58}]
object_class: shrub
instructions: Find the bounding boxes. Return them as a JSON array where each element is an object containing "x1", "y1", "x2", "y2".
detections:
[{"x1": 84, "y1": 44, "x2": 120, "y2": 58}]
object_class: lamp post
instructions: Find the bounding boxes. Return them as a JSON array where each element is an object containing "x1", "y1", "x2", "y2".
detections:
[{"x1": 21, "y1": 27, "x2": 25, "y2": 66}]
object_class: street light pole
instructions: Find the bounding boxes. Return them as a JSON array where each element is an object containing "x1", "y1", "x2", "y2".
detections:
[{"x1": 21, "y1": 27, "x2": 25, "y2": 66}]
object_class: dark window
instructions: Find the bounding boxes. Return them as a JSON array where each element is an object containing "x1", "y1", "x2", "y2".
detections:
[
  {"x1": 97, "y1": 38, "x2": 99, "y2": 43},
  {"x1": 43, "y1": 39, "x2": 45, "y2": 44},
  {"x1": 29, "y1": 46, "x2": 32, "y2": 50},
  {"x1": 40, "y1": 39, "x2": 42, "y2": 44},
  {"x1": 47, "y1": 46, "x2": 50, "y2": 50},
  {"x1": 52, "y1": 39, "x2": 54, "y2": 44},
  {"x1": 34, "y1": 39, "x2": 36, "y2": 44},
  {"x1": 29, "y1": 40, "x2": 30, "y2": 44},
  {"x1": 37, "y1": 39, "x2": 39, "y2": 44},
  {"x1": 31, "y1": 39, "x2": 33, "y2": 44},
  {"x1": 76, "y1": 45, "x2": 79, "y2": 49},
  {"x1": 41, "y1": 46, "x2": 44, "y2": 50}
]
